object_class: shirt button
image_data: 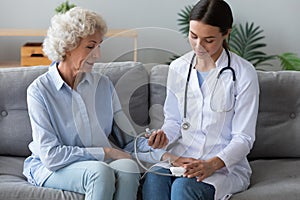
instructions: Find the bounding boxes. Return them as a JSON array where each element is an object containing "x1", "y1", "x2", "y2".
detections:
[{"x1": 1, "y1": 110, "x2": 8, "y2": 117}]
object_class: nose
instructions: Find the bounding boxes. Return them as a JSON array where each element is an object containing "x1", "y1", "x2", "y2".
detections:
[
  {"x1": 92, "y1": 46, "x2": 101, "y2": 58},
  {"x1": 195, "y1": 39, "x2": 205, "y2": 49}
]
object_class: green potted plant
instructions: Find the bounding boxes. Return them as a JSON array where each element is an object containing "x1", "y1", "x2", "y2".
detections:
[
  {"x1": 177, "y1": 5, "x2": 300, "y2": 70},
  {"x1": 55, "y1": 0, "x2": 76, "y2": 14}
]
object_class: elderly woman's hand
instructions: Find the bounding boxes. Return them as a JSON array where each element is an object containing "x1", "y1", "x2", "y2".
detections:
[{"x1": 104, "y1": 147, "x2": 131, "y2": 160}]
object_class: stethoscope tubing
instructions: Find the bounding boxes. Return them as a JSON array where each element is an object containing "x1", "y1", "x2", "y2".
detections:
[{"x1": 182, "y1": 48, "x2": 235, "y2": 130}]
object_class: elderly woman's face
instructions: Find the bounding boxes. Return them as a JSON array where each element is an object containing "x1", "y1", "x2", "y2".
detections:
[{"x1": 67, "y1": 30, "x2": 103, "y2": 72}]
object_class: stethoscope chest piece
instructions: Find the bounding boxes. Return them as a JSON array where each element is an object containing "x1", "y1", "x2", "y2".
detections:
[{"x1": 181, "y1": 118, "x2": 190, "y2": 130}]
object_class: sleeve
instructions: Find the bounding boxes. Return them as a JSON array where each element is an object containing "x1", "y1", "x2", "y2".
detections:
[
  {"x1": 27, "y1": 84, "x2": 105, "y2": 172},
  {"x1": 217, "y1": 66, "x2": 260, "y2": 170},
  {"x1": 161, "y1": 64, "x2": 183, "y2": 145},
  {"x1": 124, "y1": 136, "x2": 167, "y2": 163}
]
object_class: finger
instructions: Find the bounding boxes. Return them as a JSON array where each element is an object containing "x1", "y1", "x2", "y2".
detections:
[
  {"x1": 154, "y1": 130, "x2": 167, "y2": 148},
  {"x1": 181, "y1": 158, "x2": 198, "y2": 166},
  {"x1": 152, "y1": 133, "x2": 163, "y2": 149},
  {"x1": 186, "y1": 170, "x2": 202, "y2": 178},
  {"x1": 147, "y1": 136, "x2": 153, "y2": 146},
  {"x1": 196, "y1": 174, "x2": 206, "y2": 182},
  {"x1": 156, "y1": 132, "x2": 167, "y2": 148},
  {"x1": 147, "y1": 133, "x2": 157, "y2": 147},
  {"x1": 145, "y1": 129, "x2": 156, "y2": 138},
  {"x1": 185, "y1": 167, "x2": 204, "y2": 178}
]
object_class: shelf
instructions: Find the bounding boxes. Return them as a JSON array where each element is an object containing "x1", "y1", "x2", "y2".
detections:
[
  {"x1": 0, "y1": 28, "x2": 137, "y2": 37},
  {"x1": 0, "y1": 61, "x2": 21, "y2": 68},
  {"x1": 0, "y1": 29, "x2": 138, "y2": 62}
]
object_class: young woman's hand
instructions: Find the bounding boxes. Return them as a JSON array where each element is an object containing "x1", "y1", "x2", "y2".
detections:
[
  {"x1": 104, "y1": 147, "x2": 131, "y2": 160},
  {"x1": 182, "y1": 157, "x2": 225, "y2": 182},
  {"x1": 147, "y1": 129, "x2": 169, "y2": 149},
  {"x1": 171, "y1": 157, "x2": 198, "y2": 167},
  {"x1": 161, "y1": 152, "x2": 197, "y2": 166}
]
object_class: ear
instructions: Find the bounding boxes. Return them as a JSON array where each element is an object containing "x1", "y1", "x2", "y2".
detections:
[
  {"x1": 224, "y1": 28, "x2": 231, "y2": 38},
  {"x1": 65, "y1": 51, "x2": 71, "y2": 57}
]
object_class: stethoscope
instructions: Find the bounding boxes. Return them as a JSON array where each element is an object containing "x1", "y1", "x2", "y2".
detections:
[{"x1": 181, "y1": 48, "x2": 236, "y2": 130}]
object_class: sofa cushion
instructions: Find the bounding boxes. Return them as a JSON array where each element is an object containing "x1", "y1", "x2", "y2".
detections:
[
  {"x1": 0, "y1": 66, "x2": 48, "y2": 156},
  {"x1": 93, "y1": 61, "x2": 149, "y2": 134},
  {"x1": 0, "y1": 156, "x2": 84, "y2": 200},
  {"x1": 148, "y1": 64, "x2": 168, "y2": 129},
  {"x1": 248, "y1": 71, "x2": 300, "y2": 159},
  {"x1": 231, "y1": 159, "x2": 300, "y2": 200}
]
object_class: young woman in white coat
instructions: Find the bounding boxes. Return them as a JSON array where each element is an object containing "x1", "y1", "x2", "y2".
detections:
[{"x1": 143, "y1": 0, "x2": 260, "y2": 199}]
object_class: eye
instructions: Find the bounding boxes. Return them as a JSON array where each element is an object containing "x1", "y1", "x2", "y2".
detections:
[
  {"x1": 205, "y1": 39, "x2": 214, "y2": 43},
  {"x1": 87, "y1": 46, "x2": 95, "y2": 49},
  {"x1": 190, "y1": 32, "x2": 198, "y2": 39}
]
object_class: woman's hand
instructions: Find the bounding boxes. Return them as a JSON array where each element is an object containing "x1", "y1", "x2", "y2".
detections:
[
  {"x1": 172, "y1": 157, "x2": 197, "y2": 167},
  {"x1": 147, "y1": 129, "x2": 169, "y2": 149},
  {"x1": 161, "y1": 153, "x2": 225, "y2": 181},
  {"x1": 104, "y1": 147, "x2": 131, "y2": 160},
  {"x1": 161, "y1": 152, "x2": 196, "y2": 166},
  {"x1": 183, "y1": 157, "x2": 225, "y2": 182}
]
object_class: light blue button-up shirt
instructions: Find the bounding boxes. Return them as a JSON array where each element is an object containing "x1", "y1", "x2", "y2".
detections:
[{"x1": 23, "y1": 63, "x2": 165, "y2": 186}]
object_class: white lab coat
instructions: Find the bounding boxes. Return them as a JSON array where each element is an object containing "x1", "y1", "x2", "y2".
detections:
[{"x1": 162, "y1": 49, "x2": 259, "y2": 200}]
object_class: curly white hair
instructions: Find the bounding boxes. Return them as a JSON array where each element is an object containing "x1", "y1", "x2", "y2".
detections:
[{"x1": 43, "y1": 7, "x2": 107, "y2": 62}]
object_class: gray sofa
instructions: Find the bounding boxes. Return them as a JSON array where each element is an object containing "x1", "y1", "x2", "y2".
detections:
[{"x1": 0, "y1": 62, "x2": 300, "y2": 200}]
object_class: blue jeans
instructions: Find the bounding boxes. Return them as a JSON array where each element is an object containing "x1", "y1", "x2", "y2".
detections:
[
  {"x1": 142, "y1": 167, "x2": 215, "y2": 200},
  {"x1": 43, "y1": 159, "x2": 140, "y2": 200}
]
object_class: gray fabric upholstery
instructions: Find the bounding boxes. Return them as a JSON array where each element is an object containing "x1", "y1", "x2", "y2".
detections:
[
  {"x1": 1, "y1": 64, "x2": 300, "y2": 200},
  {"x1": 249, "y1": 71, "x2": 300, "y2": 159},
  {"x1": 93, "y1": 62, "x2": 149, "y2": 134},
  {"x1": 148, "y1": 65, "x2": 168, "y2": 129},
  {"x1": 0, "y1": 66, "x2": 48, "y2": 156},
  {"x1": 0, "y1": 156, "x2": 84, "y2": 200},
  {"x1": 231, "y1": 159, "x2": 300, "y2": 200}
]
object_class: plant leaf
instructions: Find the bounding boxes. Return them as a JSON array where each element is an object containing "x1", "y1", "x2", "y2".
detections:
[
  {"x1": 277, "y1": 53, "x2": 300, "y2": 70},
  {"x1": 55, "y1": 0, "x2": 76, "y2": 14},
  {"x1": 177, "y1": 5, "x2": 193, "y2": 37},
  {"x1": 229, "y1": 22, "x2": 274, "y2": 67}
]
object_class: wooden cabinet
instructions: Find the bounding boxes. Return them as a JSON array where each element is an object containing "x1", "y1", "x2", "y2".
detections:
[{"x1": 21, "y1": 42, "x2": 52, "y2": 66}]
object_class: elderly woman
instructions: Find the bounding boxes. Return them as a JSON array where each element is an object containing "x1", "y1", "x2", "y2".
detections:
[{"x1": 23, "y1": 7, "x2": 141, "y2": 200}]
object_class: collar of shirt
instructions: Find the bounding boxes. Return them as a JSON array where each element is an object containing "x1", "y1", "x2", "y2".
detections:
[
  {"x1": 49, "y1": 62, "x2": 93, "y2": 91},
  {"x1": 215, "y1": 49, "x2": 230, "y2": 69}
]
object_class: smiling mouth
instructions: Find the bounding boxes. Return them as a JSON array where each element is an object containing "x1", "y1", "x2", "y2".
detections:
[{"x1": 196, "y1": 51, "x2": 207, "y2": 55}]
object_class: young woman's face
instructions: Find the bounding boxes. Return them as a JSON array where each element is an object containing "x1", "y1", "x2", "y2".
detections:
[
  {"x1": 189, "y1": 20, "x2": 230, "y2": 61},
  {"x1": 67, "y1": 30, "x2": 103, "y2": 72}
]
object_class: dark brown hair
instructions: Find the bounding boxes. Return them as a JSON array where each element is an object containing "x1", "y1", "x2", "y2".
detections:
[{"x1": 189, "y1": 0, "x2": 233, "y2": 49}]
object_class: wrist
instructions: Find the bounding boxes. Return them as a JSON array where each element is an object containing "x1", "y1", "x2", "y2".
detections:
[
  {"x1": 103, "y1": 147, "x2": 111, "y2": 159},
  {"x1": 208, "y1": 157, "x2": 225, "y2": 171},
  {"x1": 161, "y1": 152, "x2": 179, "y2": 163}
]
